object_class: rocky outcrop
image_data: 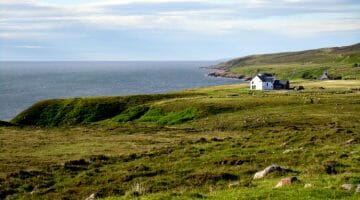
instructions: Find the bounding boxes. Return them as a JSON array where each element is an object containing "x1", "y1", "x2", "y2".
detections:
[
  {"x1": 253, "y1": 164, "x2": 290, "y2": 179},
  {"x1": 208, "y1": 70, "x2": 250, "y2": 80}
]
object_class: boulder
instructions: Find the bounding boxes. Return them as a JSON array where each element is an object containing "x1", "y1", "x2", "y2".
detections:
[
  {"x1": 275, "y1": 176, "x2": 298, "y2": 188},
  {"x1": 341, "y1": 184, "x2": 353, "y2": 191},
  {"x1": 356, "y1": 184, "x2": 360, "y2": 193},
  {"x1": 253, "y1": 164, "x2": 289, "y2": 179},
  {"x1": 85, "y1": 193, "x2": 96, "y2": 200},
  {"x1": 304, "y1": 183, "x2": 313, "y2": 188}
]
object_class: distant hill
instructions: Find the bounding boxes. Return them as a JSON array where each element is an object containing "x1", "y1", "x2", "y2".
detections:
[
  {"x1": 0, "y1": 120, "x2": 14, "y2": 127},
  {"x1": 212, "y1": 43, "x2": 360, "y2": 80}
]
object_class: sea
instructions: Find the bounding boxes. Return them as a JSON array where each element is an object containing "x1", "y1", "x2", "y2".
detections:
[{"x1": 0, "y1": 61, "x2": 241, "y2": 121}]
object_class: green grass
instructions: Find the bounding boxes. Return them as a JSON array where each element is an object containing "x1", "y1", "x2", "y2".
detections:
[
  {"x1": 112, "y1": 106, "x2": 149, "y2": 122},
  {"x1": 138, "y1": 108, "x2": 165, "y2": 122},
  {"x1": 1, "y1": 81, "x2": 359, "y2": 199},
  {"x1": 11, "y1": 93, "x2": 201, "y2": 126},
  {"x1": 158, "y1": 107, "x2": 198, "y2": 125},
  {"x1": 214, "y1": 43, "x2": 360, "y2": 80},
  {"x1": 137, "y1": 107, "x2": 198, "y2": 125},
  {"x1": 228, "y1": 62, "x2": 360, "y2": 80}
]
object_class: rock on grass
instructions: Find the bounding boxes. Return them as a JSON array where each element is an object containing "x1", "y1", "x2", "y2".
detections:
[
  {"x1": 253, "y1": 164, "x2": 290, "y2": 179},
  {"x1": 341, "y1": 184, "x2": 353, "y2": 191},
  {"x1": 275, "y1": 177, "x2": 298, "y2": 188}
]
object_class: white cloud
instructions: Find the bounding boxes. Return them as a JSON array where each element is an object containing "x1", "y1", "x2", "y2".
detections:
[
  {"x1": 0, "y1": 32, "x2": 45, "y2": 39},
  {"x1": 0, "y1": 0, "x2": 34, "y2": 4},
  {"x1": 0, "y1": 0, "x2": 359, "y2": 39}
]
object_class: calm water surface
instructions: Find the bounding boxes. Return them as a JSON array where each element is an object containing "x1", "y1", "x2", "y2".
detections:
[{"x1": 0, "y1": 61, "x2": 241, "y2": 121}]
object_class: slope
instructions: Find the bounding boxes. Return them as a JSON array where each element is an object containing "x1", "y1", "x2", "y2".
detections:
[{"x1": 212, "y1": 43, "x2": 360, "y2": 80}]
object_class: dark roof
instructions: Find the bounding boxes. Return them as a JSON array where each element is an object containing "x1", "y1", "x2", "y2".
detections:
[
  {"x1": 274, "y1": 80, "x2": 289, "y2": 85},
  {"x1": 256, "y1": 74, "x2": 275, "y2": 82}
]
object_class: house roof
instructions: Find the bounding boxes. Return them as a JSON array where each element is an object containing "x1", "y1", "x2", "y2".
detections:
[{"x1": 255, "y1": 74, "x2": 275, "y2": 82}]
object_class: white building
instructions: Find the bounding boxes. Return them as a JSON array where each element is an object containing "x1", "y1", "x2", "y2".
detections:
[{"x1": 250, "y1": 74, "x2": 275, "y2": 90}]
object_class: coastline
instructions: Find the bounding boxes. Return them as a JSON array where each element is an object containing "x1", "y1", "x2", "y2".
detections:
[{"x1": 207, "y1": 69, "x2": 252, "y2": 81}]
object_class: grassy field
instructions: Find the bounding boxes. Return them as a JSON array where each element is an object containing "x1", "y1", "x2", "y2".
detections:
[
  {"x1": 214, "y1": 43, "x2": 360, "y2": 80},
  {"x1": 1, "y1": 80, "x2": 359, "y2": 199}
]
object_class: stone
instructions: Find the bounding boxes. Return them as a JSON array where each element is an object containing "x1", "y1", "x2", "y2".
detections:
[
  {"x1": 85, "y1": 193, "x2": 96, "y2": 200},
  {"x1": 341, "y1": 184, "x2": 353, "y2": 191},
  {"x1": 253, "y1": 164, "x2": 289, "y2": 179},
  {"x1": 282, "y1": 149, "x2": 293, "y2": 154},
  {"x1": 228, "y1": 180, "x2": 240, "y2": 188},
  {"x1": 275, "y1": 176, "x2": 298, "y2": 188},
  {"x1": 356, "y1": 184, "x2": 360, "y2": 193},
  {"x1": 345, "y1": 139, "x2": 355, "y2": 144},
  {"x1": 280, "y1": 142, "x2": 288, "y2": 147},
  {"x1": 304, "y1": 183, "x2": 313, "y2": 188}
]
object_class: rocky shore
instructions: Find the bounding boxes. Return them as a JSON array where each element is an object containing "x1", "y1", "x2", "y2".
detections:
[{"x1": 207, "y1": 69, "x2": 252, "y2": 81}]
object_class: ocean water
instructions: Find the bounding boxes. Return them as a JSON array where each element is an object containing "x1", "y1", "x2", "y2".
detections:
[{"x1": 0, "y1": 61, "x2": 241, "y2": 121}]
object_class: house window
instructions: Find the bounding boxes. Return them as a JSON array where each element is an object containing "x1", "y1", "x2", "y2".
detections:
[{"x1": 252, "y1": 85, "x2": 256, "y2": 89}]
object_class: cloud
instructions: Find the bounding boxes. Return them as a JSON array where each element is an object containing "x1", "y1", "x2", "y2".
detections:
[
  {"x1": 0, "y1": 32, "x2": 46, "y2": 39},
  {"x1": 0, "y1": 0, "x2": 359, "y2": 39}
]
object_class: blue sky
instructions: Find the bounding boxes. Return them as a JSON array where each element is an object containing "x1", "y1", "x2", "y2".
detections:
[{"x1": 0, "y1": 0, "x2": 359, "y2": 61}]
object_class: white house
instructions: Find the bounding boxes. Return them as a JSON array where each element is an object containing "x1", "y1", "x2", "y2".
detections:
[{"x1": 250, "y1": 74, "x2": 275, "y2": 90}]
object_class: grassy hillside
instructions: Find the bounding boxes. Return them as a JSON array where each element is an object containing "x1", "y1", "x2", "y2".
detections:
[
  {"x1": 11, "y1": 93, "x2": 201, "y2": 126},
  {"x1": 213, "y1": 43, "x2": 360, "y2": 80},
  {"x1": 1, "y1": 80, "x2": 359, "y2": 199}
]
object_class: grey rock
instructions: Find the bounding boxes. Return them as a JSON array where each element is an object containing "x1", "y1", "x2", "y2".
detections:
[
  {"x1": 253, "y1": 164, "x2": 289, "y2": 179},
  {"x1": 85, "y1": 193, "x2": 96, "y2": 200},
  {"x1": 341, "y1": 184, "x2": 353, "y2": 191},
  {"x1": 275, "y1": 176, "x2": 298, "y2": 188}
]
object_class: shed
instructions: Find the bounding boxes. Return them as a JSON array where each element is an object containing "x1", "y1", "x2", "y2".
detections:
[{"x1": 273, "y1": 80, "x2": 290, "y2": 90}]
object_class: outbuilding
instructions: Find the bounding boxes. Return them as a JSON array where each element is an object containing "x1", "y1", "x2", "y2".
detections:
[{"x1": 273, "y1": 80, "x2": 290, "y2": 90}]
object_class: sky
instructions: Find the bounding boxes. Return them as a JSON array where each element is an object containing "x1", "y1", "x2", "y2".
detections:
[{"x1": 0, "y1": 0, "x2": 359, "y2": 61}]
